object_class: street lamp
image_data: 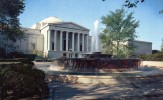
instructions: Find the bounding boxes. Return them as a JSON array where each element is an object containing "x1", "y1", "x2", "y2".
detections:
[{"x1": 69, "y1": 49, "x2": 72, "y2": 58}]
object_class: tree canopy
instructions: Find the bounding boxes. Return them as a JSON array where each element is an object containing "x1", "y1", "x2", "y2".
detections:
[
  {"x1": 123, "y1": 0, "x2": 163, "y2": 14},
  {"x1": 102, "y1": 0, "x2": 144, "y2": 8},
  {"x1": 102, "y1": 0, "x2": 163, "y2": 14},
  {"x1": 100, "y1": 8, "x2": 139, "y2": 58},
  {"x1": 123, "y1": 0, "x2": 144, "y2": 8},
  {"x1": 0, "y1": 0, "x2": 25, "y2": 42}
]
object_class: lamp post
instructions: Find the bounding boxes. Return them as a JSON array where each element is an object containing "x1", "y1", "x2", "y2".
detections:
[{"x1": 69, "y1": 49, "x2": 72, "y2": 58}]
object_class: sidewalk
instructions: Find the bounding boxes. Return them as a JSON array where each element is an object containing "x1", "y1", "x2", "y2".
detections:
[{"x1": 46, "y1": 79, "x2": 163, "y2": 100}]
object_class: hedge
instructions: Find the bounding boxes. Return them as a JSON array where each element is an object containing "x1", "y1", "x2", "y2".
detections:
[{"x1": 138, "y1": 53, "x2": 163, "y2": 61}]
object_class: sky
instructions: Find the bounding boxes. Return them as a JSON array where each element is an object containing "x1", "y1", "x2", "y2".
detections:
[{"x1": 19, "y1": 0, "x2": 163, "y2": 50}]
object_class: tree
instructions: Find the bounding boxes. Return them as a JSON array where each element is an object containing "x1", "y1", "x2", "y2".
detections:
[
  {"x1": 100, "y1": 8, "x2": 139, "y2": 58},
  {"x1": 161, "y1": 38, "x2": 163, "y2": 52},
  {"x1": 0, "y1": 0, "x2": 25, "y2": 51},
  {"x1": 152, "y1": 50, "x2": 160, "y2": 54},
  {"x1": 102, "y1": 0, "x2": 163, "y2": 14},
  {"x1": 102, "y1": 0, "x2": 144, "y2": 8},
  {"x1": 123, "y1": 0, "x2": 144, "y2": 8}
]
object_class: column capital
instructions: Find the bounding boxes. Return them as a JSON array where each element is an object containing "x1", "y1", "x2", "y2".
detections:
[{"x1": 63, "y1": 30, "x2": 68, "y2": 33}]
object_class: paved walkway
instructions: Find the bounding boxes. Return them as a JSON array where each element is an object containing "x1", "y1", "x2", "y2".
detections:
[
  {"x1": 46, "y1": 79, "x2": 163, "y2": 100},
  {"x1": 34, "y1": 62, "x2": 163, "y2": 100}
]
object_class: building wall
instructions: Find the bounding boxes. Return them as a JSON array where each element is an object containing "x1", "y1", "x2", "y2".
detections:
[
  {"x1": 133, "y1": 41, "x2": 152, "y2": 55},
  {"x1": 101, "y1": 40, "x2": 152, "y2": 56},
  {"x1": 0, "y1": 28, "x2": 44, "y2": 54},
  {"x1": 0, "y1": 17, "x2": 90, "y2": 58},
  {"x1": 41, "y1": 26, "x2": 50, "y2": 54}
]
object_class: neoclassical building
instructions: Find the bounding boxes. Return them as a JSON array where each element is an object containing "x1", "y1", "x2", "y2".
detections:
[
  {"x1": 0, "y1": 17, "x2": 152, "y2": 58},
  {"x1": 1, "y1": 17, "x2": 91, "y2": 58},
  {"x1": 32, "y1": 17, "x2": 91, "y2": 58}
]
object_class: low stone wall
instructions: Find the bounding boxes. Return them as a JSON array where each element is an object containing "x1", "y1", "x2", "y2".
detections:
[
  {"x1": 141, "y1": 61, "x2": 163, "y2": 68},
  {"x1": 51, "y1": 58, "x2": 141, "y2": 72}
]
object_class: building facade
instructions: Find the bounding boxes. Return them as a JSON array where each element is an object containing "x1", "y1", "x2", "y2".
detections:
[
  {"x1": 0, "y1": 17, "x2": 91, "y2": 58},
  {"x1": 0, "y1": 17, "x2": 152, "y2": 58},
  {"x1": 131, "y1": 40, "x2": 152, "y2": 55}
]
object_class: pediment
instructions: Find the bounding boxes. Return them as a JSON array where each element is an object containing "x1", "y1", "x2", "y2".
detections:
[{"x1": 51, "y1": 22, "x2": 89, "y2": 31}]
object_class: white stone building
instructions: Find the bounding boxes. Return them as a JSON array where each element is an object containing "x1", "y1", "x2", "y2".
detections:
[
  {"x1": 0, "y1": 17, "x2": 91, "y2": 58},
  {"x1": 131, "y1": 40, "x2": 152, "y2": 55},
  {"x1": 118, "y1": 40, "x2": 152, "y2": 55},
  {"x1": 0, "y1": 17, "x2": 152, "y2": 58},
  {"x1": 101, "y1": 40, "x2": 152, "y2": 56}
]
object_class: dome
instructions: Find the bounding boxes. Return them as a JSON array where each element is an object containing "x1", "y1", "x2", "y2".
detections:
[
  {"x1": 31, "y1": 17, "x2": 64, "y2": 29},
  {"x1": 40, "y1": 17, "x2": 63, "y2": 23}
]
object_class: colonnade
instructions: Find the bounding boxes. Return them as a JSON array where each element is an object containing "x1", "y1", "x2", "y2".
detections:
[{"x1": 47, "y1": 30, "x2": 89, "y2": 52}]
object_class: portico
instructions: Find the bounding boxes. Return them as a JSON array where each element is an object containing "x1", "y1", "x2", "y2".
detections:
[
  {"x1": 30, "y1": 17, "x2": 90, "y2": 58},
  {"x1": 46, "y1": 29, "x2": 89, "y2": 58}
]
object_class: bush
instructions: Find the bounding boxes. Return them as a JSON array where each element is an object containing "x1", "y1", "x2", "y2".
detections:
[
  {"x1": 7, "y1": 52, "x2": 36, "y2": 61},
  {"x1": 7, "y1": 52, "x2": 25, "y2": 58},
  {"x1": 152, "y1": 50, "x2": 160, "y2": 54},
  {"x1": 0, "y1": 47, "x2": 6, "y2": 58},
  {"x1": 138, "y1": 53, "x2": 163, "y2": 61},
  {"x1": 0, "y1": 62, "x2": 49, "y2": 99},
  {"x1": 24, "y1": 54, "x2": 36, "y2": 61}
]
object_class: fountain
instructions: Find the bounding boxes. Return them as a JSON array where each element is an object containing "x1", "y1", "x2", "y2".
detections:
[
  {"x1": 84, "y1": 20, "x2": 112, "y2": 58},
  {"x1": 92, "y1": 20, "x2": 101, "y2": 52},
  {"x1": 47, "y1": 20, "x2": 141, "y2": 84}
]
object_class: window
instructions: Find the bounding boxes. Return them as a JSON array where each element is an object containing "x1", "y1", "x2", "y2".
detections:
[
  {"x1": 52, "y1": 42, "x2": 54, "y2": 50},
  {"x1": 80, "y1": 43, "x2": 82, "y2": 51},
  {"x1": 75, "y1": 54, "x2": 78, "y2": 58}
]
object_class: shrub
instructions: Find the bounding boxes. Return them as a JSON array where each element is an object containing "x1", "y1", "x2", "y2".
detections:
[
  {"x1": 7, "y1": 52, "x2": 25, "y2": 58},
  {"x1": 0, "y1": 47, "x2": 6, "y2": 58},
  {"x1": 24, "y1": 54, "x2": 36, "y2": 61},
  {"x1": 138, "y1": 53, "x2": 163, "y2": 61},
  {"x1": 0, "y1": 62, "x2": 49, "y2": 99},
  {"x1": 152, "y1": 50, "x2": 160, "y2": 54}
]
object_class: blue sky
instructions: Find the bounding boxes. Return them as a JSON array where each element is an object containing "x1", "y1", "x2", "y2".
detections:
[{"x1": 19, "y1": 0, "x2": 163, "y2": 50}]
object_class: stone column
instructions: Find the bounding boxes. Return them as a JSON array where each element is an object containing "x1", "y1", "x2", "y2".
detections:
[
  {"x1": 77, "y1": 33, "x2": 80, "y2": 52},
  {"x1": 54, "y1": 30, "x2": 57, "y2": 51},
  {"x1": 60, "y1": 31, "x2": 63, "y2": 51},
  {"x1": 48, "y1": 30, "x2": 51, "y2": 50},
  {"x1": 87, "y1": 35, "x2": 89, "y2": 52},
  {"x1": 66, "y1": 31, "x2": 68, "y2": 51},
  {"x1": 72, "y1": 32, "x2": 74, "y2": 51},
  {"x1": 82, "y1": 34, "x2": 84, "y2": 52}
]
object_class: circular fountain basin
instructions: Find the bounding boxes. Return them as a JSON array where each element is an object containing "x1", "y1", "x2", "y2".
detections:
[
  {"x1": 47, "y1": 63, "x2": 163, "y2": 85},
  {"x1": 35, "y1": 61, "x2": 163, "y2": 85}
]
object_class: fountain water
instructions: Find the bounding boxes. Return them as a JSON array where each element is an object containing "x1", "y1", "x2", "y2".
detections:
[
  {"x1": 86, "y1": 20, "x2": 112, "y2": 58},
  {"x1": 92, "y1": 20, "x2": 101, "y2": 52}
]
